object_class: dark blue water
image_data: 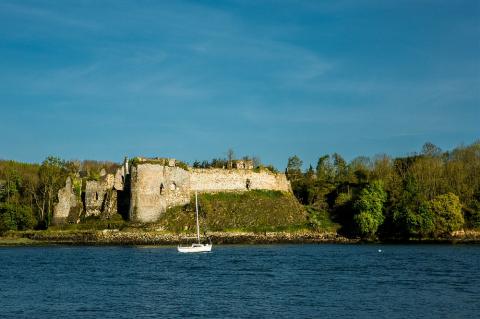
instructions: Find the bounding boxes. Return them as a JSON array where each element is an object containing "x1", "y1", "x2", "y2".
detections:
[{"x1": 0, "y1": 244, "x2": 479, "y2": 318}]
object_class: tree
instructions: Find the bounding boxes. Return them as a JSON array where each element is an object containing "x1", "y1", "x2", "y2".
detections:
[
  {"x1": 464, "y1": 198, "x2": 480, "y2": 229},
  {"x1": 286, "y1": 155, "x2": 303, "y2": 181},
  {"x1": 34, "y1": 157, "x2": 69, "y2": 227},
  {"x1": 422, "y1": 142, "x2": 442, "y2": 157},
  {"x1": 392, "y1": 202, "x2": 435, "y2": 239},
  {"x1": 210, "y1": 158, "x2": 227, "y2": 168},
  {"x1": 429, "y1": 192, "x2": 464, "y2": 236},
  {"x1": 353, "y1": 181, "x2": 387, "y2": 238},
  {"x1": 391, "y1": 176, "x2": 434, "y2": 238},
  {"x1": 0, "y1": 203, "x2": 36, "y2": 233},
  {"x1": 316, "y1": 155, "x2": 333, "y2": 182},
  {"x1": 409, "y1": 156, "x2": 445, "y2": 200},
  {"x1": 305, "y1": 165, "x2": 315, "y2": 179},
  {"x1": 444, "y1": 142, "x2": 480, "y2": 210},
  {"x1": 332, "y1": 153, "x2": 348, "y2": 184},
  {"x1": 192, "y1": 160, "x2": 201, "y2": 168},
  {"x1": 349, "y1": 156, "x2": 371, "y2": 184},
  {"x1": 0, "y1": 167, "x2": 20, "y2": 203}
]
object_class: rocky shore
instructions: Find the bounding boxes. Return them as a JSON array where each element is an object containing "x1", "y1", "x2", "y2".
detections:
[
  {"x1": 1, "y1": 229, "x2": 479, "y2": 246},
  {"x1": 1, "y1": 230, "x2": 357, "y2": 246}
]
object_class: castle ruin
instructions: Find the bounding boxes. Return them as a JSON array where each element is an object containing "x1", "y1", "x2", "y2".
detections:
[{"x1": 53, "y1": 156, "x2": 291, "y2": 224}]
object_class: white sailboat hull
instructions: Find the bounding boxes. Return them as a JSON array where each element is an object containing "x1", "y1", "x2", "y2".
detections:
[
  {"x1": 177, "y1": 244, "x2": 212, "y2": 253},
  {"x1": 177, "y1": 191, "x2": 213, "y2": 253}
]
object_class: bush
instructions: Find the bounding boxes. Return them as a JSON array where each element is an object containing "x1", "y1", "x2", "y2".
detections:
[
  {"x1": 0, "y1": 203, "x2": 36, "y2": 233},
  {"x1": 306, "y1": 207, "x2": 340, "y2": 232},
  {"x1": 353, "y1": 181, "x2": 387, "y2": 238},
  {"x1": 393, "y1": 203, "x2": 435, "y2": 238}
]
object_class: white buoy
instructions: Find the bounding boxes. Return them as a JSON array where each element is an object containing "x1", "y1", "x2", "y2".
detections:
[{"x1": 378, "y1": 249, "x2": 382, "y2": 253}]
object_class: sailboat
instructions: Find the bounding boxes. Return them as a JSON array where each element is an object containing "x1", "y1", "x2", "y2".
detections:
[{"x1": 177, "y1": 191, "x2": 212, "y2": 253}]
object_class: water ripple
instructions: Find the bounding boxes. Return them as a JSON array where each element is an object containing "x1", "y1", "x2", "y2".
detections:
[{"x1": 0, "y1": 244, "x2": 479, "y2": 318}]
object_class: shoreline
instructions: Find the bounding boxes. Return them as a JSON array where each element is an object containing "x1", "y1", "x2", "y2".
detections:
[{"x1": 1, "y1": 229, "x2": 479, "y2": 246}]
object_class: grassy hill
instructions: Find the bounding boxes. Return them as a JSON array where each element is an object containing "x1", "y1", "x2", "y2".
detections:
[{"x1": 158, "y1": 190, "x2": 307, "y2": 233}]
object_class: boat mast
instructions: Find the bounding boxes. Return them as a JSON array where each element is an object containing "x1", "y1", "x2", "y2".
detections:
[{"x1": 195, "y1": 191, "x2": 200, "y2": 244}]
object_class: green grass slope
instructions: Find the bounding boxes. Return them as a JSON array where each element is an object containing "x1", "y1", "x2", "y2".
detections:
[{"x1": 159, "y1": 190, "x2": 307, "y2": 233}]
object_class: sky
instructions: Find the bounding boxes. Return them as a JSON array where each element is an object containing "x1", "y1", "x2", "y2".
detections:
[{"x1": 0, "y1": 0, "x2": 479, "y2": 169}]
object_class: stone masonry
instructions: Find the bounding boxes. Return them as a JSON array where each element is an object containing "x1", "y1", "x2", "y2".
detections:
[
  {"x1": 53, "y1": 156, "x2": 291, "y2": 224},
  {"x1": 129, "y1": 164, "x2": 190, "y2": 223},
  {"x1": 129, "y1": 160, "x2": 291, "y2": 223},
  {"x1": 53, "y1": 177, "x2": 80, "y2": 224},
  {"x1": 84, "y1": 174, "x2": 114, "y2": 217}
]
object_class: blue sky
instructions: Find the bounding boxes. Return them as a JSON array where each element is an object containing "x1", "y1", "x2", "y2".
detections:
[{"x1": 0, "y1": 0, "x2": 479, "y2": 169}]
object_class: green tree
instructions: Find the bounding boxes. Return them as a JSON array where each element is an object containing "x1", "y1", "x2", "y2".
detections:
[
  {"x1": 332, "y1": 153, "x2": 348, "y2": 184},
  {"x1": 349, "y1": 156, "x2": 371, "y2": 184},
  {"x1": 392, "y1": 202, "x2": 435, "y2": 238},
  {"x1": 353, "y1": 181, "x2": 387, "y2": 238},
  {"x1": 464, "y1": 199, "x2": 480, "y2": 229},
  {"x1": 429, "y1": 192, "x2": 464, "y2": 236},
  {"x1": 409, "y1": 156, "x2": 445, "y2": 200},
  {"x1": 391, "y1": 176, "x2": 433, "y2": 238},
  {"x1": 394, "y1": 191, "x2": 465, "y2": 238},
  {"x1": 286, "y1": 155, "x2": 303, "y2": 181},
  {"x1": 305, "y1": 165, "x2": 315, "y2": 179},
  {"x1": 0, "y1": 203, "x2": 36, "y2": 233},
  {"x1": 192, "y1": 160, "x2": 201, "y2": 168},
  {"x1": 33, "y1": 156, "x2": 68, "y2": 227},
  {"x1": 0, "y1": 167, "x2": 20, "y2": 203},
  {"x1": 316, "y1": 155, "x2": 333, "y2": 182}
]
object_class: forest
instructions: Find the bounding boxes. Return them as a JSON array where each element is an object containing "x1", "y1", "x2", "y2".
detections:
[
  {"x1": 287, "y1": 141, "x2": 480, "y2": 239},
  {"x1": 0, "y1": 141, "x2": 479, "y2": 239},
  {"x1": 0, "y1": 158, "x2": 118, "y2": 232}
]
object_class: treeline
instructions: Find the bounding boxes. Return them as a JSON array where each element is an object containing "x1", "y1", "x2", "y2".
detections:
[
  {"x1": 1, "y1": 141, "x2": 479, "y2": 239},
  {"x1": 0, "y1": 158, "x2": 119, "y2": 233},
  {"x1": 287, "y1": 141, "x2": 480, "y2": 239}
]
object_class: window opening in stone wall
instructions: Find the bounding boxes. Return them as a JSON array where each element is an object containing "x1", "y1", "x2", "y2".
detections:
[
  {"x1": 160, "y1": 183, "x2": 164, "y2": 195},
  {"x1": 95, "y1": 192, "x2": 99, "y2": 201},
  {"x1": 246, "y1": 179, "x2": 251, "y2": 190}
]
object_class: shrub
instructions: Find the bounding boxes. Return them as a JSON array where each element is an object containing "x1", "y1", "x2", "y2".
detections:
[
  {"x1": 353, "y1": 181, "x2": 387, "y2": 238},
  {"x1": 0, "y1": 203, "x2": 36, "y2": 233}
]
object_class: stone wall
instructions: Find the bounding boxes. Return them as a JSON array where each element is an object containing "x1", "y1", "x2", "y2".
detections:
[
  {"x1": 129, "y1": 164, "x2": 291, "y2": 223},
  {"x1": 53, "y1": 158, "x2": 129, "y2": 223},
  {"x1": 52, "y1": 157, "x2": 292, "y2": 224},
  {"x1": 129, "y1": 164, "x2": 190, "y2": 223},
  {"x1": 84, "y1": 174, "x2": 115, "y2": 217},
  {"x1": 53, "y1": 177, "x2": 80, "y2": 224},
  {"x1": 190, "y1": 168, "x2": 290, "y2": 193}
]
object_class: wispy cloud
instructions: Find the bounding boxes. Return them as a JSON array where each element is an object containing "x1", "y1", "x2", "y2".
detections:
[
  {"x1": 0, "y1": 0, "x2": 478, "y2": 165},
  {"x1": 1, "y1": 0, "x2": 337, "y2": 103},
  {"x1": 0, "y1": 1, "x2": 99, "y2": 31}
]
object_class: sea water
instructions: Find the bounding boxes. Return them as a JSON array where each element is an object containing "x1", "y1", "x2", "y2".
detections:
[{"x1": 0, "y1": 244, "x2": 479, "y2": 318}]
